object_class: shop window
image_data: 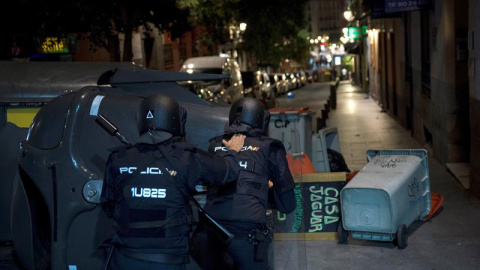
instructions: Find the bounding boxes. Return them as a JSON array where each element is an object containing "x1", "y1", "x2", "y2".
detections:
[
  {"x1": 180, "y1": 43, "x2": 187, "y2": 63},
  {"x1": 164, "y1": 44, "x2": 173, "y2": 68}
]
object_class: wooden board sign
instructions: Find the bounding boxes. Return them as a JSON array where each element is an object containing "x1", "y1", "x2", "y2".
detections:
[{"x1": 273, "y1": 172, "x2": 346, "y2": 240}]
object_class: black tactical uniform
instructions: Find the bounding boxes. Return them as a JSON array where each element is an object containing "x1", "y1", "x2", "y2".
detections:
[
  {"x1": 101, "y1": 94, "x2": 242, "y2": 270},
  {"x1": 201, "y1": 97, "x2": 296, "y2": 270}
]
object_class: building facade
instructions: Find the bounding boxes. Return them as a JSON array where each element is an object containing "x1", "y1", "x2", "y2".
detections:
[
  {"x1": 307, "y1": 0, "x2": 346, "y2": 42},
  {"x1": 353, "y1": 0, "x2": 476, "y2": 194},
  {"x1": 468, "y1": 0, "x2": 480, "y2": 196},
  {"x1": 72, "y1": 26, "x2": 204, "y2": 72}
]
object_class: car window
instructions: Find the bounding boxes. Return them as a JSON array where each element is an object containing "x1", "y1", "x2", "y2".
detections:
[
  {"x1": 241, "y1": 72, "x2": 255, "y2": 87},
  {"x1": 223, "y1": 67, "x2": 232, "y2": 76},
  {"x1": 186, "y1": 68, "x2": 223, "y2": 74}
]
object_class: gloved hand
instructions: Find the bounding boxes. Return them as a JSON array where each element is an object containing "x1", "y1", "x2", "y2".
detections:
[{"x1": 222, "y1": 134, "x2": 246, "y2": 153}]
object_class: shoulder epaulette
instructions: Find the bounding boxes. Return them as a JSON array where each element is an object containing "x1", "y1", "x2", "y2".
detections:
[
  {"x1": 209, "y1": 135, "x2": 224, "y2": 143},
  {"x1": 257, "y1": 135, "x2": 272, "y2": 142},
  {"x1": 107, "y1": 144, "x2": 131, "y2": 158},
  {"x1": 270, "y1": 138, "x2": 287, "y2": 150},
  {"x1": 117, "y1": 145, "x2": 130, "y2": 158},
  {"x1": 171, "y1": 143, "x2": 196, "y2": 158}
]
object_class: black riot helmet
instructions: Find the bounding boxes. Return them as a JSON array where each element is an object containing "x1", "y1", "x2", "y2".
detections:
[
  {"x1": 137, "y1": 94, "x2": 187, "y2": 137},
  {"x1": 229, "y1": 97, "x2": 270, "y2": 130}
]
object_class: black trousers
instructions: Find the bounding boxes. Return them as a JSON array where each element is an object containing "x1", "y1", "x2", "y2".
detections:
[
  {"x1": 109, "y1": 250, "x2": 186, "y2": 270},
  {"x1": 195, "y1": 227, "x2": 269, "y2": 270}
]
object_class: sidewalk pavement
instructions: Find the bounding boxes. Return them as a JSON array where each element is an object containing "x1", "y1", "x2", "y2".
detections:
[
  {"x1": 328, "y1": 82, "x2": 423, "y2": 171},
  {"x1": 274, "y1": 81, "x2": 480, "y2": 270}
]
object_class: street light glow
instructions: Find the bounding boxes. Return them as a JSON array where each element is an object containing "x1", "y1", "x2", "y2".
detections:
[
  {"x1": 239, "y1": 23, "x2": 247, "y2": 31},
  {"x1": 344, "y1": 9, "x2": 353, "y2": 22}
]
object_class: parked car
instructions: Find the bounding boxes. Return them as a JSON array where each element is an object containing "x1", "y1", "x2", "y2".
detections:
[
  {"x1": 184, "y1": 82, "x2": 219, "y2": 103},
  {"x1": 241, "y1": 71, "x2": 261, "y2": 98},
  {"x1": 268, "y1": 74, "x2": 280, "y2": 96},
  {"x1": 305, "y1": 70, "x2": 313, "y2": 83},
  {"x1": 241, "y1": 70, "x2": 276, "y2": 108},
  {"x1": 269, "y1": 73, "x2": 288, "y2": 96},
  {"x1": 285, "y1": 72, "x2": 299, "y2": 90},
  {"x1": 241, "y1": 71, "x2": 275, "y2": 100},
  {"x1": 258, "y1": 71, "x2": 275, "y2": 100},
  {"x1": 180, "y1": 56, "x2": 244, "y2": 104},
  {"x1": 297, "y1": 70, "x2": 308, "y2": 86}
]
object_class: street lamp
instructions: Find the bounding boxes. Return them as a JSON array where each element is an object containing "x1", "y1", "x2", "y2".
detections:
[
  {"x1": 239, "y1": 22, "x2": 247, "y2": 32},
  {"x1": 343, "y1": 7, "x2": 354, "y2": 22}
]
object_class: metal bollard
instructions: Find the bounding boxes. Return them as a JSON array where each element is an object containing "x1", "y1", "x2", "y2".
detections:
[
  {"x1": 330, "y1": 85, "x2": 337, "y2": 110},
  {"x1": 316, "y1": 117, "x2": 326, "y2": 131},
  {"x1": 322, "y1": 109, "x2": 328, "y2": 120}
]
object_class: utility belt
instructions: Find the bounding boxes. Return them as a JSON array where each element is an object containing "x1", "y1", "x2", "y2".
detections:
[
  {"x1": 236, "y1": 225, "x2": 273, "y2": 262},
  {"x1": 117, "y1": 247, "x2": 189, "y2": 265},
  {"x1": 114, "y1": 215, "x2": 194, "y2": 230}
]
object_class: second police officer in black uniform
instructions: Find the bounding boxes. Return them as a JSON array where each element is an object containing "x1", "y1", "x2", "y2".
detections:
[
  {"x1": 201, "y1": 97, "x2": 296, "y2": 270},
  {"x1": 101, "y1": 94, "x2": 245, "y2": 270}
]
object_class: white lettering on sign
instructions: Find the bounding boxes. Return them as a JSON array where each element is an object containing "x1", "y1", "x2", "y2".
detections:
[
  {"x1": 308, "y1": 185, "x2": 340, "y2": 232},
  {"x1": 274, "y1": 119, "x2": 290, "y2": 128},
  {"x1": 292, "y1": 185, "x2": 303, "y2": 232},
  {"x1": 387, "y1": 0, "x2": 420, "y2": 8}
]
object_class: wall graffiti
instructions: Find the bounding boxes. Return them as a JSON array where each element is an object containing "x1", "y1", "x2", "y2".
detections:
[{"x1": 375, "y1": 158, "x2": 407, "y2": 168}]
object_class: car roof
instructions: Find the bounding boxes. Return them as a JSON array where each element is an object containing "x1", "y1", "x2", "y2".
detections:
[{"x1": 182, "y1": 56, "x2": 228, "y2": 69}]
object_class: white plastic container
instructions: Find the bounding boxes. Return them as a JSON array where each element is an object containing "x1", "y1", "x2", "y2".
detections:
[
  {"x1": 339, "y1": 149, "x2": 431, "y2": 248},
  {"x1": 268, "y1": 108, "x2": 314, "y2": 158},
  {"x1": 311, "y1": 127, "x2": 341, "y2": 172}
]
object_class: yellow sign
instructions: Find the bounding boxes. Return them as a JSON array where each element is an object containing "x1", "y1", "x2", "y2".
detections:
[
  {"x1": 7, "y1": 108, "x2": 41, "y2": 128},
  {"x1": 41, "y1": 37, "x2": 68, "y2": 54}
]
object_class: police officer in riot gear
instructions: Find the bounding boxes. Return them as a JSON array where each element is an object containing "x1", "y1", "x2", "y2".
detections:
[
  {"x1": 101, "y1": 94, "x2": 245, "y2": 270},
  {"x1": 200, "y1": 97, "x2": 296, "y2": 270}
]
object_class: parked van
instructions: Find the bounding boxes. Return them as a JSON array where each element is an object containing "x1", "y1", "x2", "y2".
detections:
[{"x1": 180, "y1": 56, "x2": 244, "y2": 104}]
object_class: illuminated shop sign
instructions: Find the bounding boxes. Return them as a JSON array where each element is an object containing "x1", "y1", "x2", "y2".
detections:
[
  {"x1": 385, "y1": 0, "x2": 430, "y2": 13},
  {"x1": 41, "y1": 37, "x2": 69, "y2": 54},
  {"x1": 347, "y1": 26, "x2": 368, "y2": 40}
]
